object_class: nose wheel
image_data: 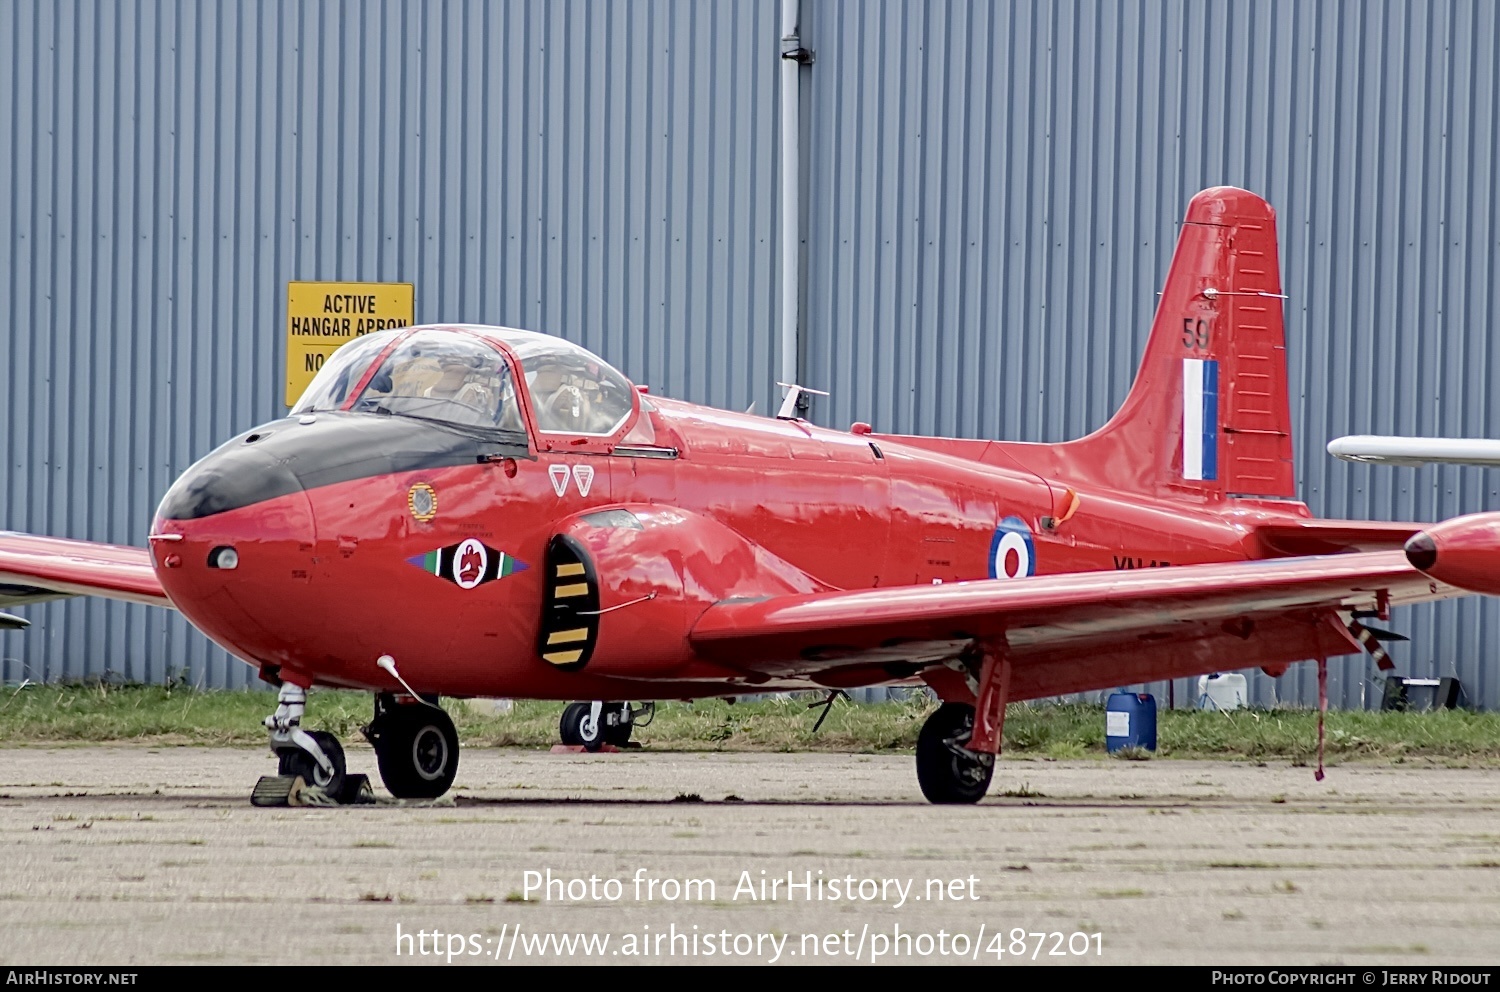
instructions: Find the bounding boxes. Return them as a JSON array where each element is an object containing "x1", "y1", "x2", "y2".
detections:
[
  {"x1": 278, "y1": 730, "x2": 346, "y2": 798},
  {"x1": 364, "y1": 693, "x2": 461, "y2": 799}
]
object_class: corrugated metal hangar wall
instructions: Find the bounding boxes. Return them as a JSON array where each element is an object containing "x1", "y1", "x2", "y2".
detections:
[{"x1": 2, "y1": 0, "x2": 1498, "y2": 708}]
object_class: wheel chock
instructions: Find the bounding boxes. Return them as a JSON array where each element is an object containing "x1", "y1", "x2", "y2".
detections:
[
  {"x1": 252, "y1": 773, "x2": 376, "y2": 807},
  {"x1": 337, "y1": 774, "x2": 376, "y2": 805},
  {"x1": 251, "y1": 774, "x2": 303, "y2": 807}
]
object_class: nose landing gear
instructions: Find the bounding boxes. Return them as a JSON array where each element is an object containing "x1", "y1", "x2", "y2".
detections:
[
  {"x1": 279, "y1": 730, "x2": 346, "y2": 796},
  {"x1": 255, "y1": 682, "x2": 365, "y2": 806},
  {"x1": 264, "y1": 684, "x2": 347, "y2": 798}
]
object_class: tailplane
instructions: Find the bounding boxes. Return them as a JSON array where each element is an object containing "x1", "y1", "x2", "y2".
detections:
[{"x1": 1055, "y1": 186, "x2": 1295, "y2": 500}]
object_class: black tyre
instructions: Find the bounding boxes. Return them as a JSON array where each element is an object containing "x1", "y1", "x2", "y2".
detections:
[
  {"x1": 279, "y1": 730, "x2": 347, "y2": 799},
  {"x1": 558, "y1": 702, "x2": 590, "y2": 746},
  {"x1": 915, "y1": 703, "x2": 994, "y2": 804},
  {"x1": 370, "y1": 705, "x2": 460, "y2": 799}
]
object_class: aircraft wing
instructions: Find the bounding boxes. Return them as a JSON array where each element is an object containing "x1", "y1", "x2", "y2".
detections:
[
  {"x1": 1328, "y1": 435, "x2": 1500, "y2": 467},
  {"x1": 690, "y1": 548, "x2": 1466, "y2": 700},
  {"x1": 0, "y1": 533, "x2": 172, "y2": 613}
]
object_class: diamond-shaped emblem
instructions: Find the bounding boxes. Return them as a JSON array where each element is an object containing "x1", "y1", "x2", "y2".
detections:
[{"x1": 408, "y1": 539, "x2": 528, "y2": 590}]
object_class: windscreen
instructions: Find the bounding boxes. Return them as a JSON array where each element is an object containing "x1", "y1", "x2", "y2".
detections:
[{"x1": 291, "y1": 330, "x2": 405, "y2": 414}]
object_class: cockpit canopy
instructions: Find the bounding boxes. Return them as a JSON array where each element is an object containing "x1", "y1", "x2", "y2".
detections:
[
  {"x1": 503, "y1": 332, "x2": 636, "y2": 436},
  {"x1": 294, "y1": 329, "x2": 520, "y2": 432},
  {"x1": 351, "y1": 332, "x2": 521, "y2": 431},
  {"x1": 292, "y1": 326, "x2": 637, "y2": 440},
  {"x1": 292, "y1": 329, "x2": 405, "y2": 415}
]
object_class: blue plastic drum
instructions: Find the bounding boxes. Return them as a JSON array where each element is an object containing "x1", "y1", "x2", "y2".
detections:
[{"x1": 1105, "y1": 692, "x2": 1157, "y2": 752}]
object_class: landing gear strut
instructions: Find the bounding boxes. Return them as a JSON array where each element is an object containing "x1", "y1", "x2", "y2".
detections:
[
  {"x1": 364, "y1": 693, "x2": 460, "y2": 799},
  {"x1": 559, "y1": 701, "x2": 653, "y2": 751},
  {"x1": 916, "y1": 650, "x2": 1010, "y2": 804},
  {"x1": 265, "y1": 683, "x2": 347, "y2": 798},
  {"x1": 915, "y1": 703, "x2": 993, "y2": 803}
]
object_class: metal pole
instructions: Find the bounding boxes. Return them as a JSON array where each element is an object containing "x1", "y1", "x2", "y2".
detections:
[{"x1": 779, "y1": 0, "x2": 801, "y2": 391}]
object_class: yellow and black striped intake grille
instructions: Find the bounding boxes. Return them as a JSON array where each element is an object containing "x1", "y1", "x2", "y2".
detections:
[{"x1": 537, "y1": 534, "x2": 600, "y2": 671}]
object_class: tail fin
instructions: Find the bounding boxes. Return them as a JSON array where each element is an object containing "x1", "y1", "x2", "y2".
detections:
[{"x1": 1063, "y1": 186, "x2": 1295, "y2": 500}]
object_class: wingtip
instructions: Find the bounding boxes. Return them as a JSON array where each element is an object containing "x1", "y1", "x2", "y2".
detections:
[
  {"x1": 1405, "y1": 513, "x2": 1500, "y2": 595},
  {"x1": 1404, "y1": 532, "x2": 1438, "y2": 572}
]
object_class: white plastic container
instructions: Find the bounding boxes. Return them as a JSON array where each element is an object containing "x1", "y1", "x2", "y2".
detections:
[
  {"x1": 1197, "y1": 672, "x2": 1247, "y2": 711},
  {"x1": 464, "y1": 698, "x2": 515, "y2": 716}
]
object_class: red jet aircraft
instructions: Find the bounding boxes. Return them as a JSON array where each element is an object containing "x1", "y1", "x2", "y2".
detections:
[{"x1": 4, "y1": 186, "x2": 1499, "y2": 804}]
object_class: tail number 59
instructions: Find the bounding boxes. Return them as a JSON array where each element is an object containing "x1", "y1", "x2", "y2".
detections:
[{"x1": 1181, "y1": 317, "x2": 1211, "y2": 351}]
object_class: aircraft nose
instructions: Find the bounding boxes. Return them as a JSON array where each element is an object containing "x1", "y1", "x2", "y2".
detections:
[
  {"x1": 155, "y1": 433, "x2": 309, "y2": 523},
  {"x1": 151, "y1": 436, "x2": 320, "y2": 667}
]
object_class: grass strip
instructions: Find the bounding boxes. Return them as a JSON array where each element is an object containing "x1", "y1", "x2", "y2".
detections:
[{"x1": 0, "y1": 684, "x2": 1497, "y2": 760}]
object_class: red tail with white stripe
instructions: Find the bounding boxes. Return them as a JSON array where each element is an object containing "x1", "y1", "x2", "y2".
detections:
[{"x1": 1056, "y1": 186, "x2": 1295, "y2": 501}]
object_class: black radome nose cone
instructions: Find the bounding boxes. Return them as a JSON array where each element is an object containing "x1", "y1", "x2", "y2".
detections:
[
  {"x1": 155, "y1": 444, "x2": 299, "y2": 521},
  {"x1": 1405, "y1": 532, "x2": 1438, "y2": 571}
]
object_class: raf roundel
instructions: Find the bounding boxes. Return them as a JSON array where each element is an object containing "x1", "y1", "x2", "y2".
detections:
[{"x1": 988, "y1": 516, "x2": 1037, "y2": 580}]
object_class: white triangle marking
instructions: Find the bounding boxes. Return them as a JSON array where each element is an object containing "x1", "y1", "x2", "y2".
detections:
[
  {"x1": 548, "y1": 464, "x2": 570, "y2": 497},
  {"x1": 573, "y1": 464, "x2": 595, "y2": 498}
]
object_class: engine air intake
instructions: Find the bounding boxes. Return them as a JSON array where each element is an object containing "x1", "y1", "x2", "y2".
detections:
[{"x1": 538, "y1": 534, "x2": 600, "y2": 670}]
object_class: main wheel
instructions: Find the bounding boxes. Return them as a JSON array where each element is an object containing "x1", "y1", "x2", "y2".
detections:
[
  {"x1": 558, "y1": 702, "x2": 591, "y2": 746},
  {"x1": 603, "y1": 709, "x2": 633, "y2": 747},
  {"x1": 369, "y1": 705, "x2": 460, "y2": 799},
  {"x1": 279, "y1": 730, "x2": 346, "y2": 799},
  {"x1": 575, "y1": 704, "x2": 605, "y2": 752},
  {"x1": 915, "y1": 703, "x2": 994, "y2": 804}
]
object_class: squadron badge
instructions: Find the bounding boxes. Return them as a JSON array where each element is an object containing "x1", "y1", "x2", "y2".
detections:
[{"x1": 407, "y1": 482, "x2": 439, "y2": 522}]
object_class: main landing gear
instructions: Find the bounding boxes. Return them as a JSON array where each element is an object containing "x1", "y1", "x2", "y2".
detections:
[
  {"x1": 558, "y1": 701, "x2": 654, "y2": 751},
  {"x1": 915, "y1": 651, "x2": 1012, "y2": 804},
  {"x1": 364, "y1": 692, "x2": 461, "y2": 799},
  {"x1": 256, "y1": 683, "x2": 461, "y2": 805},
  {"x1": 915, "y1": 703, "x2": 994, "y2": 803}
]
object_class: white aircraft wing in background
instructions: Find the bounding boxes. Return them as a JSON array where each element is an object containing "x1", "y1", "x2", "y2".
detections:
[{"x1": 1327, "y1": 436, "x2": 1500, "y2": 467}]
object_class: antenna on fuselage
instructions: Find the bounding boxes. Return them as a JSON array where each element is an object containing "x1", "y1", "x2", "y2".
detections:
[
  {"x1": 375, "y1": 655, "x2": 444, "y2": 710},
  {"x1": 775, "y1": 381, "x2": 829, "y2": 420}
]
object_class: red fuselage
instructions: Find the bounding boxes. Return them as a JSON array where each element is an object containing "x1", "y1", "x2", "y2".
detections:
[{"x1": 146, "y1": 335, "x2": 1318, "y2": 703}]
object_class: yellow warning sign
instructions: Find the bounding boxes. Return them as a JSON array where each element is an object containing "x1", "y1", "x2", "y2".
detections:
[{"x1": 285, "y1": 281, "x2": 414, "y2": 406}]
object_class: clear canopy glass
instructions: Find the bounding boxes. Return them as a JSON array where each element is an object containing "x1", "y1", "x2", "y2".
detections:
[
  {"x1": 499, "y1": 331, "x2": 636, "y2": 435},
  {"x1": 292, "y1": 325, "x2": 635, "y2": 438},
  {"x1": 348, "y1": 331, "x2": 523, "y2": 431},
  {"x1": 291, "y1": 330, "x2": 405, "y2": 414}
]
